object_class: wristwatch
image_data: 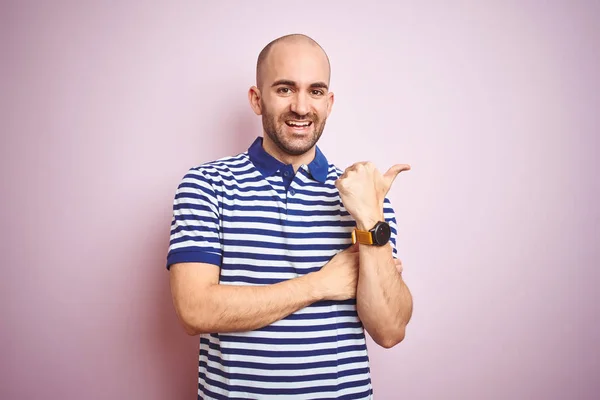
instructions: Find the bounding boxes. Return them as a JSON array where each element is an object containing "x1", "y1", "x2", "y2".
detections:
[{"x1": 351, "y1": 221, "x2": 391, "y2": 246}]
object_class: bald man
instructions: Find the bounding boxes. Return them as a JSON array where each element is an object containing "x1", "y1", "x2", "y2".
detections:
[{"x1": 167, "y1": 34, "x2": 412, "y2": 399}]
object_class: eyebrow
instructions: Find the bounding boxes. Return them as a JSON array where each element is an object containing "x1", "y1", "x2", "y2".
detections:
[{"x1": 271, "y1": 79, "x2": 329, "y2": 90}]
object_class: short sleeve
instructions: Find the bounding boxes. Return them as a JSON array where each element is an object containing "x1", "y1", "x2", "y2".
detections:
[
  {"x1": 166, "y1": 168, "x2": 222, "y2": 270},
  {"x1": 383, "y1": 197, "x2": 399, "y2": 259}
]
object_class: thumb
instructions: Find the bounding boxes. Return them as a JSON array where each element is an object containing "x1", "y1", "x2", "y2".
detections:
[{"x1": 383, "y1": 163, "x2": 411, "y2": 189}]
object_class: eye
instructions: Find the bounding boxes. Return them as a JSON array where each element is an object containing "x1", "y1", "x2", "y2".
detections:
[
  {"x1": 311, "y1": 89, "x2": 325, "y2": 96},
  {"x1": 277, "y1": 87, "x2": 292, "y2": 94}
]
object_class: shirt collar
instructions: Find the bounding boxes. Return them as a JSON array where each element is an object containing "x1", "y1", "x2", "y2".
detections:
[{"x1": 248, "y1": 136, "x2": 329, "y2": 183}]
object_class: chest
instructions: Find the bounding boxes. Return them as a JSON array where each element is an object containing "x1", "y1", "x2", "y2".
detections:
[{"x1": 216, "y1": 173, "x2": 356, "y2": 284}]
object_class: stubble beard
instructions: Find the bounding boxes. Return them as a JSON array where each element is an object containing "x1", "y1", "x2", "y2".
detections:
[{"x1": 261, "y1": 101, "x2": 327, "y2": 156}]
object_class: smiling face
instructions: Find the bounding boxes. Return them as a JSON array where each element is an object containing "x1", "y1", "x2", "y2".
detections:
[{"x1": 249, "y1": 37, "x2": 334, "y2": 163}]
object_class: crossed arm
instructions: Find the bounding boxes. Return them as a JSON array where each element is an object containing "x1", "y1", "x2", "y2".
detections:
[
  {"x1": 170, "y1": 262, "x2": 324, "y2": 335},
  {"x1": 169, "y1": 161, "x2": 413, "y2": 347},
  {"x1": 335, "y1": 160, "x2": 414, "y2": 347},
  {"x1": 169, "y1": 244, "x2": 411, "y2": 348},
  {"x1": 355, "y1": 230, "x2": 413, "y2": 348}
]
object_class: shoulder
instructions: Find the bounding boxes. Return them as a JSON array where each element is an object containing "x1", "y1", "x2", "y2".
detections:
[
  {"x1": 326, "y1": 163, "x2": 344, "y2": 181},
  {"x1": 181, "y1": 151, "x2": 255, "y2": 184},
  {"x1": 190, "y1": 152, "x2": 250, "y2": 176},
  {"x1": 174, "y1": 153, "x2": 254, "y2": 201}
]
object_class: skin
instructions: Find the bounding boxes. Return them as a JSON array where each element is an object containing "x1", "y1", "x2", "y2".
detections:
[
  {"x1": 249, "y1": 36, "x2": 334, "y2": 171},
  {"x1": 170, "y1": 35, "x2": 412, "y2": 348},
  {"x1": 336, "y1": 161, "x2": 413, "y2": 347}
]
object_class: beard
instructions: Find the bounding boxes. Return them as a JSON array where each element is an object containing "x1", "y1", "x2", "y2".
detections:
[{"x1": 261, "y1": 100, "x2": 327, "y2": 156}]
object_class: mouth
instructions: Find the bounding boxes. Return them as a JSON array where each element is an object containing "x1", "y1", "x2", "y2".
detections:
[{"x1": 285, "y1": 120, "x2": 312, "y2": 129}]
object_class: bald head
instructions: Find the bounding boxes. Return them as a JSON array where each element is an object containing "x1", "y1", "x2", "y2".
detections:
[{"x1": 256, "y1": 34, "x2": 331, "y2": 90}]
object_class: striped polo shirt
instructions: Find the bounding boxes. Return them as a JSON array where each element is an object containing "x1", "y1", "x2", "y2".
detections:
[{"x1": 167, "y1": 136, "x2": 398, "y2": 399}]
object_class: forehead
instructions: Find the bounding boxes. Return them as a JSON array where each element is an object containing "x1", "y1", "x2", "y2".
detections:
[{"x1": 264, "y1": 41, "x2": 330, "y2": 86}]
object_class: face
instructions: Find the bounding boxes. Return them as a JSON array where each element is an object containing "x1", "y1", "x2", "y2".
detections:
[{"x1": 250, "y1": 41, "x2": 334, "y2": 157}]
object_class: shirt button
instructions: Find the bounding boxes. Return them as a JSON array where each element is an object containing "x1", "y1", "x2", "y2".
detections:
[
  {"x1": 284, "y1": 171, "x2": 290, "y2": 177},
  {"x1": 289, "y1": 189, "x2": 295, "y2": 196}
]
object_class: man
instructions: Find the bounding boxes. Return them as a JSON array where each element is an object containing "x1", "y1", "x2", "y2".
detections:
[{"x1": 167, "y1": 33, "x2": 413, "y2": 399}]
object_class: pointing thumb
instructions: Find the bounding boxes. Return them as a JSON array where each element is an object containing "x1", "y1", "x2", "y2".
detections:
[{"x1": 383, "y1": 164, "x2": 411, "y2": 188}]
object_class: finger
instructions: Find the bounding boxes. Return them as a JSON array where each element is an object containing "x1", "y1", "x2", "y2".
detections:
[
  {"x1": 394, "y1": 258, "x2": 403, "y2": 274},
  {"x1": 383, "y1": 164, "x2": 411, "y2": 189},
  {"x1": 346, "y1": 242, "x2": 360, "y2": 253},
  {"x1": 337, "y1": 170, "x2": 355, "y2": 186},
  {"x1": 346, "y1": 161, "x2": 368, "y2": 172}
]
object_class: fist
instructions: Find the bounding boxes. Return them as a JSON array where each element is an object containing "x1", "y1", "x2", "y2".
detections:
[{"x1": 335, "y1": 162, "x2": 410, "y2": 229}]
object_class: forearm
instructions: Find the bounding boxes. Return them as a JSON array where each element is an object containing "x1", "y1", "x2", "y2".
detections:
[
  {"x1": 355, "y1": 215, "x2": 413, "y2": 347},
  {"x1": 334, "y1": 160, "x2": 413, "y2": 347},
  {"x1": 183, "y1": 272, "x2": 325, "y2": 335}
]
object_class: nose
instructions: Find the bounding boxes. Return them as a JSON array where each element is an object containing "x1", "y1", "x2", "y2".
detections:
[{"x1": 290, "y1": 92, "x2": 309, "y2": 116}]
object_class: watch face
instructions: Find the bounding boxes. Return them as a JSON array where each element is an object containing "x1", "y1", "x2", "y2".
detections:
[{"x1": 373, "y1": 222, "x2": 391, "y2": 245}]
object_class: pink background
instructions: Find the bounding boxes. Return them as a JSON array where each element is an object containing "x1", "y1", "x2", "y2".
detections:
[{"x1": 2, "y1": 1, "x2": 599, "y2": 399}]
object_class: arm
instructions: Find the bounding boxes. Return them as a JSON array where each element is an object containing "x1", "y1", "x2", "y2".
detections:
[
  {"x1": 168, "y1": 167, "x2": 359, "y2": 336},
  {"x1": 355, "y1": 214, "x2": 413, "y2": 348},
  {"x1": 336, "y1": 162, "x2": 413, "y2": 348},
  {"x1": 169, "y1": 246, "x2": 360, "y2": 335}
]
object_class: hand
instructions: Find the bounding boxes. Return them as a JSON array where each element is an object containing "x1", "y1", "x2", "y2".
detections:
[
  {"x1": 394, "y1": 258, "x2": 403, "y2": 275},
  {"x1": 335, "y1": 162, "x2": 410, "y2": 230},
  {"x1": 316, "y1": 244, "x2": 360, "y2": 301}
]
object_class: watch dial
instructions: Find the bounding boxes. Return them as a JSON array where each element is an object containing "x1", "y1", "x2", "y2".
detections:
[{"x1": 375, "y1": 222, "x2": 391, "y2": 245}]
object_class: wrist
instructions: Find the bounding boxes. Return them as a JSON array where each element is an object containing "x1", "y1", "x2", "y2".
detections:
[
  {"x1": 355, "y1": 213, "x2": 384, "y2": 231},
  {"x1": 304, "y1": 271, "x2": 328, "y2": 302}
]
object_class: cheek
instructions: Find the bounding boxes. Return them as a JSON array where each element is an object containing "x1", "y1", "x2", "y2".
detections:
[
  {"x1": 315, "y1": 103, "x2": 330, "y2": 119},
  {"x1": 268, "y1": 101, "x2": 290, "y2": 119}
]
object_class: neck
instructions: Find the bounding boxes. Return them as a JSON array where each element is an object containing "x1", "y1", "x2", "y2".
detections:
[{"x1": 262, "y1": 135, "x2": 316, "y2": 172}]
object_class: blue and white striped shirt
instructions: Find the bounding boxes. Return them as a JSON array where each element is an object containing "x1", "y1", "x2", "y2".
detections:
[{"x1": 167, "y1": 137, "x2": 398, "y2": 399}]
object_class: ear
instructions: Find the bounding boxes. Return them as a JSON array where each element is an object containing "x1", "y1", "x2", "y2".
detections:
[
  {"x1": 248, "y1": 86, "x2": 262, "y2": 116},
  {"x1": 326, "y1": 91, "x2": 335, "y2": 117}
]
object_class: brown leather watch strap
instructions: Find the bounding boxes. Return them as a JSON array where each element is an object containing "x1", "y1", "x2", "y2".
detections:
[{"x1": 351, "y1": 229, "x2": 373, "y2": 245}]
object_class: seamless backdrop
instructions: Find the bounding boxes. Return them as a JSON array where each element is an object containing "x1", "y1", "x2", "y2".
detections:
[{"x1": 1, "y1": 1, "x2": 599, "y2": 399}]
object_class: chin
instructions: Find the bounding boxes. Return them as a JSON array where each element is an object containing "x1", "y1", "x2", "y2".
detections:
[
  {"x1": 281, "y1": 145, "x2": 313, "y2": 156},
  {"x1": 285, "y1": 138, "x2": 318, "y2": 154}
]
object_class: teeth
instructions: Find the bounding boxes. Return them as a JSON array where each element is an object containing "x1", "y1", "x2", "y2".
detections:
[{"x1": 287, "y1": 121, "x2": 310, "y2": 127}]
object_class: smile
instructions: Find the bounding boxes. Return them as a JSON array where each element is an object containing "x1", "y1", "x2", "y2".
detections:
[{"x1": 285, "y1": 120, "x2": 312, "y2": 127}]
